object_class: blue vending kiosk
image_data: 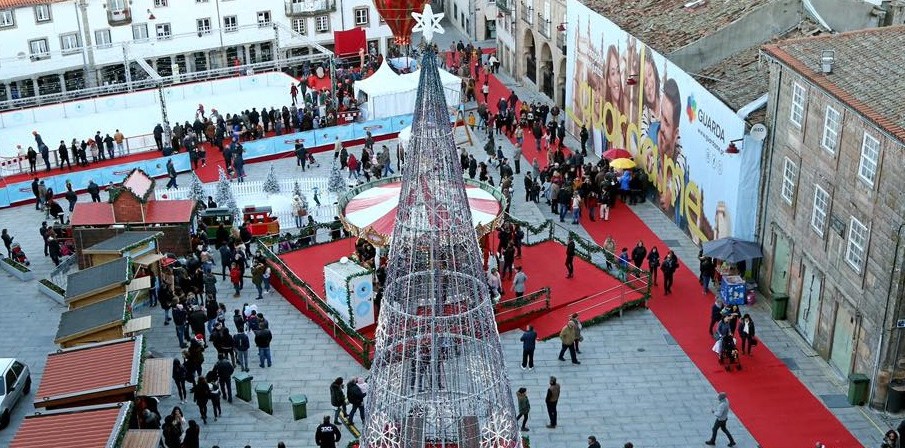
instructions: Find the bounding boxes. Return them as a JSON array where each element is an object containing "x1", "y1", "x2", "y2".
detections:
[{"x1": 720, "y1": 275, "x2": 747, "y2": 306}]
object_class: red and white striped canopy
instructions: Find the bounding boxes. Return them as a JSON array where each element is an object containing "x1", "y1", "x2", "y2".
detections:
[{"x1": 343, "y1": 181, "x2": 502, "y2": 239}]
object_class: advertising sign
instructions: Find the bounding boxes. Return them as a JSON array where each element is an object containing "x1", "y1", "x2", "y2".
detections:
[{"x1": 565, "y1": 0, "x2": 747, "y2": 243}]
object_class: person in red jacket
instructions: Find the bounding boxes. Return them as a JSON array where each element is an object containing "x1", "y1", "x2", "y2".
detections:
[{"x1": 230, "y1": 263, "x2": 242, "y2": 298}]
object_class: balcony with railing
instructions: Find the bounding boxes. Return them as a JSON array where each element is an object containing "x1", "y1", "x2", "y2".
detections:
[
  {"x1": 537, "y1": 14, "x2": 550, "y2": 38},
  {"x1": 556, "y1": 30, "x2": 566, "y2": 54},
  {"x1": 106, "y1": 7, "x2": 132, "y2": 26},
  {"x1": 285, "y1": 0, "x2": 336, "y2": 17},
  {"x1": 497, "y1": 0, "x2": 511, "y2": 13},
  {"x1": 521, "y1": 4, "x2": 533, "y2": 25}
]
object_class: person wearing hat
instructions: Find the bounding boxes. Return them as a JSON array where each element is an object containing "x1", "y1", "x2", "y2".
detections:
[{"x1": 705, "y1": 392, "x2": 736, "y2": 446}]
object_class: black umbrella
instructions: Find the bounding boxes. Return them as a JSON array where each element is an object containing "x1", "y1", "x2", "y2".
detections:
[{"x1": 702, "y1": 237, "x2": 763, "y2": 263}]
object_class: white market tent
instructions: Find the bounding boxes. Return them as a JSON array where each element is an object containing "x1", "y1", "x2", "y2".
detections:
[{"x1": 355, "y1": 59, "x2": 462, "y2": 120}]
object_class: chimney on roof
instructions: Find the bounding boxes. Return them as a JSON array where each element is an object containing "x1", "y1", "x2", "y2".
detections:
[{"x1": 820, "y1": 50, "x2": 835, "y2": 74}]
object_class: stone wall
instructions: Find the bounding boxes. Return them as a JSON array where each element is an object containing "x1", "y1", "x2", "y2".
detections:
[{"x1": 759, "y1": 57, "x2": 905, "y2": 405}]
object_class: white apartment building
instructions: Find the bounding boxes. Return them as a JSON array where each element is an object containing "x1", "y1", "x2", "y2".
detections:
[
  {"x1": 0, "y1": 0, "x2": 392, "y2": 103},
  {"x1": 441, "y1": 0, "x2": 496, "y2": 42},
  {"x1": 495, "y1": 0, "x2": 566, "y2": 106}
]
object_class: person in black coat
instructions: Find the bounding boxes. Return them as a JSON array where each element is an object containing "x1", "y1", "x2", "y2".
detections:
[
  {"x1": 191, "y1": 378, "x2": 211, "y2": 424},
  {"x1": 315, "y1": 416, "x2": 341, "y2": 448},
  {"x1": 346, "y1": 378, "x2": 366, "y2": 425},
  {"x1": 172, "y1": 358, "x2": 188, "y2": 402},
  {"x1": 57, "y1": 141, "x2": 72, "y2": 170},
  {"x1": 739, "y1": 314, "x2": 756, "y2": 355},
  {"x1": 87, "y1": 180, "x2": 101, "y2": 202},
  {"x1": 565, "y1": 238, "x2": 576, "y2": 279},
  {"x1": 31, "y1": 177, "x2": 41, "y2": 209}
]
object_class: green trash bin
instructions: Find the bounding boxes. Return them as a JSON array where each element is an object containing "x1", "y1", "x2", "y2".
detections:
[
  {"x1": 233, "y1": 372, "x2": 254, "y2": 402},
  {"x1": 289, "y1": 394, "x2": 308, "y2": 420},
  {"x1": 771, "y1": 293, "x2": 789, "y2": 320},
  {"x1": 847, "y1": 373, "x2": 869, "y2": 406},
  {"x1": 255, "y1": 383, "x2": 274, "y2": 415}
]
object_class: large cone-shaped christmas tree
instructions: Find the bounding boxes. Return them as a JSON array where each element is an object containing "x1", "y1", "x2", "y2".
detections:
[{"x1": 360, "y1": 17, "x2": 521, "y2": 448}]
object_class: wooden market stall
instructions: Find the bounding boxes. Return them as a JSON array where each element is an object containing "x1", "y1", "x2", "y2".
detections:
[
  {"x1": 63, "y1": 257, "x2": 133, "y2": 309},
  {"x1": 54, "y1": 294, "x2": 151, "y2": 348},
  {"x1": 81, "y1": 231, "x2": 164, "y2": 269}
]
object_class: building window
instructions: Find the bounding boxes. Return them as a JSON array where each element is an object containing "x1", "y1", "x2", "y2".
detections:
[
  {"x1": 257, "y1": 11, "x2": 271, "y2": 27},
  {"x1": 29, "y1": 38, "x2": 49, "y2": 59},
  {"x1": 197, "y1": 18, "x2": 211, "y2": 34},
  {"x1": 132, "y1": 23, "x2": 149, "y2": 40},
  {"x1": 156, "y1": 23, "x2": 172, "y2": 39},
  {"x1": 354, "y1": 7, "x2": 369, "y2": 26},
  {"x1": 845, "y1": 217, "x2": 869, "y2": 272},
  {"x1": 821, "y1": 105, "x2": 841, "y2": 153},
  {"x1": 109, "y1": 0, "x2": 127, "y2": 11},
  {"x1": 155, "y1": 0, "x2": 169, "y2": 6},
  {"x1": 780, "y1": 157, "x2": 797, "y2": 205},
  {"x1": 315, "y1": 15, "x2": 330, "y2": 33},
  {"x1": 0, "y1": 9, "x2": 15, "y2": 28},
  {"x1": 34, "y1": 4, "x2": 51, "y2": 23},
  {"x1": 858, "y1": 133, "x2": 880, "y2": 186},
  {"x1": 292, "y1": 18, "x2": 306, "y2": 34},
  {"x1": 811, "y1": 185, "x2": 829, "y2": 236},
  {"x1": 790, "y1": 81, "x2": 805, "y2": 128},
  {"x1": 224, "y1": 15, "x2": 237, "y2": 32},
  {"x1": 60, "y1": 32, "x2": 81, "y2": 53},
  {"x1": 95, "y1": 29, "x2": 112, "y2": 48}
]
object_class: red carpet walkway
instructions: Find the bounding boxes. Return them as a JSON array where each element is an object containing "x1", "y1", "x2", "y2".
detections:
[{"x1": 580, "y1": 203, "x2": 860, "y2": 447}]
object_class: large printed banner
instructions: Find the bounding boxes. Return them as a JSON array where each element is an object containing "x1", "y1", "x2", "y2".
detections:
[{"x1": 565, "y1": 0, "x2": 746, "y2": 243}]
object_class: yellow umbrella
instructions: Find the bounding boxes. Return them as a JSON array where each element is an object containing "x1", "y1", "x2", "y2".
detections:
[{"x1": 609, "y1": 158, "x2": 636, "y2": 170}]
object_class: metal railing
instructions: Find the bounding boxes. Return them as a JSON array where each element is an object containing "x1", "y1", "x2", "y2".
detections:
[
  {"x1": 47, "y1": 255, "x2": 76, "y2": 292},
  {"x1": 0, "y1": 54, "x2": 331, "y2": 111},
  {"x1": 556, "y1": 32, "x2": 566, "y2": 54},
  {"x1": 156, "y1": 177, "x2": 338, "y2": 228},
  {"x1": 497, "y1": 0, "x2": 512, "y2": 13},
  {"x1": 538, "y1": 14, "x2": 551, "y2": 38},
  {"x1": 521, "y1": 6, "x2": 534, "y2": 24},
  {"x1": 107, "y1": 7, "x2": 132, "y2": 26},
  {"x1": 284, "y1": 0, "x2": 336, "y2": 16},
  {"x1": 0, "y1": 133, "x2": 159, "y2": 177}
]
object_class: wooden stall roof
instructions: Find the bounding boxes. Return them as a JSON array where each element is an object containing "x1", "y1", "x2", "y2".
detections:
[
  {"x1": 35, "y1": 336, "x2": 141, "y2": 409},
  {"x1": 65, "y1": 257, "x2": 130, "y2": 302},
  {"x1": 9, "y1": 402, "x2": 131, "y2": 448},
  {"x1": 55, "y1": 295, "x2": 127, "y2": 344},
  {"x1": 122, "y1": 430, "x2": 162, "y2": 448},
  {"x1": 137, "y1": 358, "x2": 173, "y2": 397},
  {"x1": 82, "y1": 231, "x2": 163, "y2": 254}
]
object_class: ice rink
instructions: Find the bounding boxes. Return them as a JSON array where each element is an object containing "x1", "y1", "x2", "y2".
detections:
[{"x1": 0, "y1": 72, "x2": 299, "y2": 158}]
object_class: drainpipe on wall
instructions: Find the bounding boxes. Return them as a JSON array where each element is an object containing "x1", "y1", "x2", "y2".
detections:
[{"x1": 870, "y1": 222, "x2": 905, "y2": 410}]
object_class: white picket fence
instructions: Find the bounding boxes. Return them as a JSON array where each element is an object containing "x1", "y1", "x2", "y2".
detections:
[{"x1": 155, "y1": 177, "x2": 340, "y2": 228}]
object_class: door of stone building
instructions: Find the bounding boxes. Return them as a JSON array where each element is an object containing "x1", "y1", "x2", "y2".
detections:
[
  {"x1": 770, "y1": 232, "x2": 792, "y2": 295},
  {"x1": 830, "y1": 304, "x2": 856, "y2": 376},
  {"x1": 797, "y1": 264, "x2": 822, "y2": 345}
]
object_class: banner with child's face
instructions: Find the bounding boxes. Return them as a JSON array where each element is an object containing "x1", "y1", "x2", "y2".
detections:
[{"x1": 565, "y1": 0, "x2": 745, "y2": 243}]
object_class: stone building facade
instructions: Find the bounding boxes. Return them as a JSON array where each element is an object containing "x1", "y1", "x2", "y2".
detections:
[{"x1": 760, "y1": 26, "x2": 905, "y2": 407}]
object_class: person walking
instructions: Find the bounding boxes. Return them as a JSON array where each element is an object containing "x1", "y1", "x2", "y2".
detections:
[
  {"x1": 182, "y1": 420, "x2": 201, "y2": 448},
  {"x1": 191, "y1": 377, "x2": 211, "y2": 424},
  {"x1": 330, "y1": 377, "x2": 347, "y2": 425},
  {"x1": 315, "y1": 416, "x2": 342, "y2": 448},
  {"x1": 512, "y1": 266, "x2": 527, "y2": 296},
  {"x1": 233, "y1": 328, "x2": 250, "y2": 372},
  {"x1": 631, "y1": 240, "x2": 647, "y2": 270},
  {"x1": 516, "y1": 387, "x2": 530, "y2": 431},
  {"x1": 701, "y1": 255, "x2": 716, "y2": 295},
  {"x1": 251, "y1": 259, "x2": 266, "y2": 300},
  {"x1": 739, "y1": 314, "x2": 757, "y2": 355},
  {"x1": 520, "y1": 325, "x2": 537, "y2": 370},
  {"x1": 709, "y1": 299, "x2": 724, "y2": 337},
  {"x1": 545, "y1": 376, "x2": 560, "y2": 429},
  {"x1": 255, "y1": 327, "x2": 273, "y2": 368},
  {"x1": 705, "y1": 392, "x2": 737, "y2": 446},
  {"x1": 587, "y1": 436, "x2": 602, "y2": 448},
  {"x1": 647, "y1": 246, "x2": 661, "y2": 285},
  {"x1": 565, "y1": 238, "x2": 575, "y2": 278},
  {"x1": 557, "y1": 321, "x2": 580, "y2": 364},
  {"x1": 1, "y1": 229, "x2": 13, "y2": 258},
  {"x1": 569, "y1": 313, "x2": 583, "y2": 354},
  {"x1": 214, "y1": 353, "x2": 235, "y2": 402},
  {"x1": 346, "y1": 377, "x2": 366, "y2": 426},
  {"x1": 172, "y1": 358, "x2": 188, "y2": 404},
  {"x1": 166, "y1": 158, "x2": 178, "y2": 189},
  {"x1": 661, "y1": 250, "x2": 679, "y2": 295}
]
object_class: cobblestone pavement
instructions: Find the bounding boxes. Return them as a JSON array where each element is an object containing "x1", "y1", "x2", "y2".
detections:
[{"x1": 0, "y1": 22, "x2": 891, "y2": 448}]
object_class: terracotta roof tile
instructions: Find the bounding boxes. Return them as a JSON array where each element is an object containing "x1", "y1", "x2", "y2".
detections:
[
  {"x1": 10, "y1": 403, "x2": 129, "y2": 448},
  {"x1": 763, "y1": 25, "x2": 905, "y2": 142},
  {"x1": 0, "y1": 0, "x2": 65, "y2": 8},
  {"x1": 144, "y1": 200, "x2": 195, "y2": 224},
  {"x1": 71, "y1": 202, "x2": 115, "y2": 226},
  {"x1": 583, "y1": 0, "x2": 777, "y2": 53},
  {"x1": 35, "y1": 337, "x2": 139, "y2": 406}
]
